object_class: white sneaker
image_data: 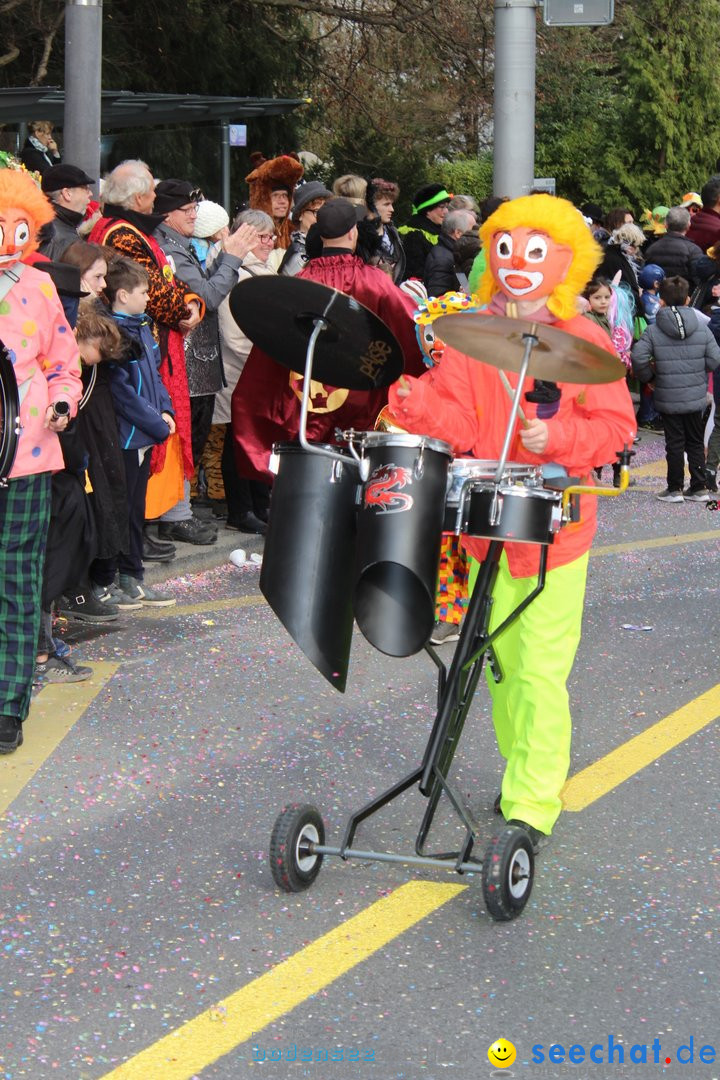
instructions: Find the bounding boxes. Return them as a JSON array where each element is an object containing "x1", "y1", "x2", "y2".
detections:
[{"x1": 430, "y1": 621, "x2": 461, "y2": 645}]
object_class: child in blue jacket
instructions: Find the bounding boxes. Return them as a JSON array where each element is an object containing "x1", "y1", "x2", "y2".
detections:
[{"x1": 105, "y1": 257, "x2": 177, "y2": 606}]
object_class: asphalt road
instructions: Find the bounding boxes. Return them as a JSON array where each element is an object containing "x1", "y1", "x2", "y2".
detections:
[{"x1": 2, "y1": 428, "x2": 720, "y2": 1080}]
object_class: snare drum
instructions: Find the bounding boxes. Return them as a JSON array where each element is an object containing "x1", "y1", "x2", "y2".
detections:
[
  {"x1": 444, "y1": 459, "x2": 562, "y2": 544},
  {"x1": 444, "y1": 459, "x2": 543, "y2": 533},
  {"x1": 352, "y1": 432, "x2": 453, "y2": 657},
  {"x1": 260, "y1": 443, "x2": 361, "y2": 692}
]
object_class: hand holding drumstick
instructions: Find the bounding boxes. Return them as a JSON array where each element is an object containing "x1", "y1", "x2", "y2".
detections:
[{"x1": 498, "y1": 369, "x2": 550, "y2": 454}]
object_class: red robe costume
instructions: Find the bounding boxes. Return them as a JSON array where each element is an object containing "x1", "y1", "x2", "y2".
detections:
[{"x1": 231, "y1": 253, "x2": 425, "y2": 483}]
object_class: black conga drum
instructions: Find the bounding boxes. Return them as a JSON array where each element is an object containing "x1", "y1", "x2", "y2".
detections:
[
  {"x1": 353, "y1": 433, "x2": 452, "y2": 657},
  {"x1": 260, "y1": 443, "x2": 360, "y2": 692}
]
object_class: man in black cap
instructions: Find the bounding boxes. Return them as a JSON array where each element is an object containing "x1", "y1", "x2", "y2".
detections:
[
  {"x1": 39, "y1": 164, "x2": 95, "y2": 259},
  {"x1": 397, "y1": 182, "x2": 452, "y2": 282}
]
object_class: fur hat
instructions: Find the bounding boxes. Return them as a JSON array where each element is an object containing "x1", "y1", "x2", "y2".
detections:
[
  {"x1": 193, "y1": 200, "x2": 229, "y2": 239},
  {"x1": 245, "y1": 155, "x2": 304, "y2": 247}
]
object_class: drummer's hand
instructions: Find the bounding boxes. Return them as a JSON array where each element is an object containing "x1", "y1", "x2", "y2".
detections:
[
  {"x1": 519, "y1": 418, "x2": 549, "y2": 454},
  {"x1": 395, "y1": 375, "x2": 412, "y2": 400}
]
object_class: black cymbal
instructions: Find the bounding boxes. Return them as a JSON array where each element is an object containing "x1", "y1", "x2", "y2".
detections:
[
  {"x1": 229, "y1": 275, "x2": 404, "y2": 391},
  {"x1": 434, "y1": 313, "x2": 627, "y2": 385}
]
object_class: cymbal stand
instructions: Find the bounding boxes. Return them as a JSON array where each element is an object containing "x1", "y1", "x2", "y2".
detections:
[{"x1": 490, "y1": 328, "x2": 538, "y2": 523}]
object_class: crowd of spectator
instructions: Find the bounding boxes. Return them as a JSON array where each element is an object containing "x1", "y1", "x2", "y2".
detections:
[{"x1": 4, "y1": 125, "x2": 720, "y2": 756}]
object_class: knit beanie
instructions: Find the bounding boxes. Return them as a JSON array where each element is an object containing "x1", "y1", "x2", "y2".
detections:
[{"x1": 193, "y1": 200, "x2": 230, "y2": 239}]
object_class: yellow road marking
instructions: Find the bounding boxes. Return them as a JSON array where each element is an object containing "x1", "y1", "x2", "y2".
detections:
[
  {"x1": 562, "y1": 683, "x2": 720, "y2": 811},
  {"x1": 631, "y1": 458, "x2": 667, "y2": 478},
  {"x1": 133, "y1": 594, "x2": 265, "y2": 617},
  {"x1": 98, "y1": 880, "x2": 465, "y2": 1080},
  {"x1": 0, "y1": 661, "x2": 119, "y2": 818},
  {"x1": 592, "y1": 529, "x2": 720, "y2": 558}
]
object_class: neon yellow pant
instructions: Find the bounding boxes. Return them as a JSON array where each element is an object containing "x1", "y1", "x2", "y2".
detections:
[{"x1": 469, "y1": 550, "x2": 589, "y2": 835}]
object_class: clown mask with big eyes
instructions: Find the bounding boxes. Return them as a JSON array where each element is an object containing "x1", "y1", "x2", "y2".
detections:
[
  {"x1": 0, "y1": 209, "x2": 32, "y2": 267},
  {"x1": 489, "y1": 226, "x2": 574, "y2": 303}
]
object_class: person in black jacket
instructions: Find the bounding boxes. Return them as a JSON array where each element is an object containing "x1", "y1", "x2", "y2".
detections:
[
  {"x1": 644, "y1": 207, "x2": 704, "y2": 287},
  {"x1": 632, "y1": 275, "x2": 720, "y2": 502},
  {"x1": 423, "y1": 209, "x2": 475, "y2": 297},
  {"x1": 19, "y1": 121, "x2": 61, "y2": 176},
  {"x1": 397, "y1": 183, "x2": 451, "y2": 281}
]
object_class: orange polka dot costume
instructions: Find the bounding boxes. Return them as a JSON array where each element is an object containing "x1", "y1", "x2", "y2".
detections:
[
  {"x1": 0, "y1": 170, "x2": 82, "y2": 479},
  {"x1": 0, "y1": 168, "x2": 83, "y2": 753}
]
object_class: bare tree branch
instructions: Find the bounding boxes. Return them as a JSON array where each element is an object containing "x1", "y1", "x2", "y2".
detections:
[{"x1": 30, "y1": 8, "x2": 64, "y2": 85}]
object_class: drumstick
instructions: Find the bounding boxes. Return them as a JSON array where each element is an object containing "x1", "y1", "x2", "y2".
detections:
[
  {"x1": 498, "y1": 369, "x2": 529, "y2": 428},
  {"x1": 398, "y1": 375, "x2": 410, "y2": 391}
]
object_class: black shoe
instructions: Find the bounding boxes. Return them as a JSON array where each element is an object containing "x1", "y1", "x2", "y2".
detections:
[
  {"x1": 58, "y1": 590, "x2": 120, "y2": 623},
  {"x1": 158, "y1": 518, "x2": 218, "y2": 545},
  {"x1": 705, "y1": 469, "x2": 718, "y2": 493},
  {"x1": 506, "y1": 818, "x2": 547, "y2": 855},
  {"x1": 225, "y1": 512, "x2": 267, "y2": 536},
  {"x1": 0, "y1": 715, "x2": 22, "y2": 754},
  {"x1": 142, "y1": 530, "x2": 177, "y2": 562}
]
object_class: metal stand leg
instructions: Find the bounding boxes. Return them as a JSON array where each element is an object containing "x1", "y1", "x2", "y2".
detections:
[{"x1": 334, "y1": 541, "x2": 548, "y2": 874}]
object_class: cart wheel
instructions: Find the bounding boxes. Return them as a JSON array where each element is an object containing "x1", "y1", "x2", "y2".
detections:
[
  {"x1": 270, "y1": 804, "x2": 325, "y2": 892},
  {"x1": 482, "y1": 826, "x2": 534, "y2": 921}
]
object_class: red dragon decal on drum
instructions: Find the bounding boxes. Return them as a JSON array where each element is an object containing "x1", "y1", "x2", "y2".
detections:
[{"x1": 364, "y1": 463, "x2": 414, "y2": 513}]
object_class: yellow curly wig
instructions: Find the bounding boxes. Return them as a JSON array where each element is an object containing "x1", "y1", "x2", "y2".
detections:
[
  {"x1": 476, "y1": 194, "x2": 602, "y2": 322},
  {"x1": 0, "y1": 169, "x2": 54, "y2": 255}
]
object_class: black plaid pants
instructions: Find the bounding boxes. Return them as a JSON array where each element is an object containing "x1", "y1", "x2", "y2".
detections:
[{"x1": 0, "y1": 473, "x2": 51, "y2": 722}]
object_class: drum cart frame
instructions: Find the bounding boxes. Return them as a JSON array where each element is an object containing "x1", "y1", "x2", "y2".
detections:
[{"x1": 270, "y1": 539, "x2": 548, "y2": 922}]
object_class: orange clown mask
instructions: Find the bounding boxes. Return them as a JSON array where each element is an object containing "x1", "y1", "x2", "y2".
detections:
[
  {"x1": 0, "y1": 209, "x2": 33, "y2": 267},
  {"x1": 489, "y1": 226, "x2": 573, "y2": 303},
  {"x1": 0, "y1": 169, "x2": 54, "y2": 268}
]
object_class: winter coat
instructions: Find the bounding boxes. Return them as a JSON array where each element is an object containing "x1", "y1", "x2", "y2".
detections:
[
  {"x1": 19, "y1": 139, "x2": 60, "y2": 176},
  {"x1": 3, "y1": 262, "x2": 83, "y2": 479},
  {"x1": 39, "y1": 207, "x2": 85, "y2": 261},
  {"x1": 643, "y1": 233, "x2": 704, "y2": 286},
  {"x1": 278, "y1": 231, "x2": 307, "y2": 277},
  {"x1": 398, "y1": 214, "x2": 442, "y2": 281},
  {"x1": 631, "y1": 305, "x2": 720, "y2": 414},
  {"x1": 214, "y1": 252, "x2": 275, "y2": 425},
  {"x1": 686, "y1": 207, "x2": 720, "y2": 253},
  {"x1": 107, "y1": 312, "x2": 174, "y2": 449},
  {"x1": 423, "y1": 232, "x2": 460, "y2": 297}
]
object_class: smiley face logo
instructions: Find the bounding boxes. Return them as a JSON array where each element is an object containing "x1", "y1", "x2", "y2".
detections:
[{"x1": 488, "y1": 1039, "x2": 516, "y2": 1068}]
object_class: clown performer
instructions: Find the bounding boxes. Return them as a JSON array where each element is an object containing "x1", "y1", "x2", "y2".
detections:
[
  {"x1": 0, "y1": 169, "x2": 83, "y2": 754},
  {"x1": 386, "y1": 194, "x2": 637, "y2": 850}
]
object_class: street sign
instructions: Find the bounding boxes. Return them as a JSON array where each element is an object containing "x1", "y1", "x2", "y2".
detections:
[
  {"x1": 544, "y1": 0, "x2": 613, "y2": 25},
  {"x1": 228, "y1": 124, "x2": 247, "y2": 147},
  {"x1": 533, "y1": 177, "x2": 556, "y2": 195}
]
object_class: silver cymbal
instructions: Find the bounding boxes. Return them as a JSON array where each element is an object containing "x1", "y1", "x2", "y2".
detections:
[{"x1": 433, "y1": 313, "x2": 626, "y2": 384}]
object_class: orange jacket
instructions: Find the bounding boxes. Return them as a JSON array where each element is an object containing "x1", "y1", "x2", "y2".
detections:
[{"x1": 387, "y1": 313, "x2": 637, "y2": 577}]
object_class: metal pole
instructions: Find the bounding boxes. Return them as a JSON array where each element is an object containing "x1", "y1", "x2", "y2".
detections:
[
  {"x1": 63, "y1": 0, "x2": 103, "y2": 186},
  {"x1": 221, "y1": 121, "x2": 231, "y2": 211},
  {"x1": 493, "y1": 0, "x2": 537, "y2": 198}
]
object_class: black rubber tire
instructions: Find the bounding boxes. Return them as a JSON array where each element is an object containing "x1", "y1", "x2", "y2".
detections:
[
  {"x1": 269, "y1": 803, "x2": 325, "y2": 892},
  {"x1": 0, "y1": 340, "x2": 19, "y2": 484},
  {"x1": 482, "y1": 826, "x2": 534, "y2": 921}
]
